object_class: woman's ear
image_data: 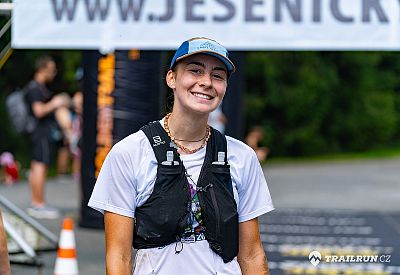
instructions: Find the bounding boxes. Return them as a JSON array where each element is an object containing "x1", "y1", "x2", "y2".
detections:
[{"x1": 166, "y1": 70, "x2": 176, "y2": 89}]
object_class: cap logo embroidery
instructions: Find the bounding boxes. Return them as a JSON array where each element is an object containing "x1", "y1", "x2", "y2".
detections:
[{"x1": 199, "y1": 42, "x2": 218, "y2": 52}]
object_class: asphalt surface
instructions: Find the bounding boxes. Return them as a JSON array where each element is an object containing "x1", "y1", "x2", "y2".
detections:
[
  {"x1": 263, "y1": 158, "x2": 400, "y2": 274},
  {"x1": 1, "y1": 157, "x2": 399, "y2": 275},
  {"x1": 1, "y1": 176, "x2": 105, "y2": 275}
]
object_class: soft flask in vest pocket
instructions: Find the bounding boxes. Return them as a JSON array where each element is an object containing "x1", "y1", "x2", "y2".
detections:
[
  {"x1": 134, "y1": 163, "x2": 190, "y2": 248},
  {"x1": 200, "y1": 162, "x2": 238, "y2": 263}
]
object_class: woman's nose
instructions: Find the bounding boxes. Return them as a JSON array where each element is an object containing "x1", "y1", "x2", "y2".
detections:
[{"x1": 199, "y1": 73, "x2": 212, "y2": 87}]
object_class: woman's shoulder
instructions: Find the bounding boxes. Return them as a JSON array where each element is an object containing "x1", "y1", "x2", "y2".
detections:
[
  {"x1": 110, "y1": 129, "x2": 151, "y2": 157},
  {"x1": 225, "y1": 135, "x2": 259, "y2": 166},
  {"x1": 225, "y1": 135, "x2": 256, "y2": 156}
]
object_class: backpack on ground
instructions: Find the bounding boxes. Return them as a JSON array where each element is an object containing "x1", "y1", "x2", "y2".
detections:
[{"x1": 6, "y1": 89, "x2": 37, "y2": 134}]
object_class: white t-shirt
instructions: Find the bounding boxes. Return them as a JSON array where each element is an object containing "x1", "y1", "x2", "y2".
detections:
[{"x1": 88, "y1": 121, "x2": 274, "y2": 275}]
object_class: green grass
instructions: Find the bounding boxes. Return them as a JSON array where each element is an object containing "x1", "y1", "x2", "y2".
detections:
[{"x1": 267, "y1": 146, "x2": 400, "y2": 165}]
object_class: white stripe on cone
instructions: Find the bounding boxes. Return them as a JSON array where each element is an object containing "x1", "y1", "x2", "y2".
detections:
[
  {"x1": 59, "y1": 231, "x2": 76, "y2": 249},
  {"x1": 54, "y1": 259, "x2": 78, "y2": 275}
]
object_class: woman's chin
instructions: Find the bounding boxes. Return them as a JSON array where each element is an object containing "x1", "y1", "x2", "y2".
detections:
[{"x1": 188, "y1": 105, "x2": 218, "y2": 116}]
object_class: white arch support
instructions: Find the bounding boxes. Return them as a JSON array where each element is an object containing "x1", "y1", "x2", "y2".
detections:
[
  {"x1": 11, "y1": 0, "x2": 400, "y2": 51},
  {"x1": 0, "y1": 2, "x2": 12, "y2": 16}
]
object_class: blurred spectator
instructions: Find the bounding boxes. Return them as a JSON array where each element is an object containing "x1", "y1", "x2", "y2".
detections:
[
  {"x1": 208, "y1": 105, "x2": 227, "y2": 134},
  {"x1": 0, "y1": 152, "x2": 19, "y2": 186},
  {"x1": 56, "y1": 91, "x2": 83, "y2": 181},
  {"x1": 56, "y1": 69, "x2": 83, "y2": 180},
  {"x1": 25, "y1": 55, "x2": 71, "y2": 219},
  {"x1": 0, "y1": 209, "x2": 10, "y2": 275},
  {"x1": 56, "y1": 142, "x2": 70, "y2": 177},
  {"x1": 245, "y1": 126, "x2": 270, "y2": 162},
  {"x1": 70, "y1": 91, "x2": 83, "y2": 181}
]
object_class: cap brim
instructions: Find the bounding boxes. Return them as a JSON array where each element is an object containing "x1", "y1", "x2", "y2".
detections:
[{"x1": 175, "y1": 50, "x2": 236, "y2": 73}]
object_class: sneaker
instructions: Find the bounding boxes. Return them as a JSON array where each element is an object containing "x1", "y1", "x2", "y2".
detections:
[{"x1": 27, "y1": 205, "x2": 60, "y2": 219}]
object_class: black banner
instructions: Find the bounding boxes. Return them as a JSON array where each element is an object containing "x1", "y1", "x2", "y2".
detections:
[
  {"x1": 80, "y1": 50, "x2": 104, "y2": 229},
  {"x1": 113, "y1": 50, "x2": 163, "y2": 142},
  {"x1": 223, "y1": 51, "x2": 245, "y2": 139},
  {"x1": 80, "y1": 50, "x2": 163, "y2": 229}
]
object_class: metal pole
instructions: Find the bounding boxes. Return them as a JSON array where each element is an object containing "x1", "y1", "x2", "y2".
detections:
[
  {"x1": 0, "y1": 19, "x2": 11, "y2": 38},
  {"x1": 0, "y1": 194, "x2": 58, "y2": 245},
  {"x1": 2, "y1": 217, "x2": 37, "y2": 258}
]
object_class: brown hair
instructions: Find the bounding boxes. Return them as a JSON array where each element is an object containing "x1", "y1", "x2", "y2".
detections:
[{"x1": 34, "y1": 55, "x2": 54, "y2": 73}]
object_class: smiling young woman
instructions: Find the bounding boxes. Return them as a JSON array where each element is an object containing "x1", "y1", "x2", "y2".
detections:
[
  {"x1": 89, "y1": 37, "x2": 274, "y2": 275},
  {"x1": 165, "y1": 53, "x2": 228, "y2": 154}
]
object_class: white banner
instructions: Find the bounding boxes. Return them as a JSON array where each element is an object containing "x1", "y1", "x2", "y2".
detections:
[{"x1": 12, "y1": 0, "x2": 400, "y2": 51}]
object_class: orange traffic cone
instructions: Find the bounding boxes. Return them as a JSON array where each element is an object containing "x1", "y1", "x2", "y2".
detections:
[{"x1": 54, "y1": 218, "x2": 78, "y2": 275}]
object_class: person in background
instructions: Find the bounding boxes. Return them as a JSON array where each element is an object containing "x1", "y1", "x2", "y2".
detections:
[
  {"x1": 25, "y1": 55, "x2": 71, "y2": 219},
  {"x1": 56, "y1": 139, "x2": 70, "y2": 177},
  {"x1": 56, "y1": 68, "x2": 84, "y2": 180},
  {"x1": 0, "y1": 209, "x2": 11, "y2": 275},
  {"x1": 0, "y1": 152, "x2": 19, "y2": 186},
  {"x1": 245, "y1": 126, "x2": 270, "y2": 162},
  {"x1": 208, "y1": 104, "x2": 227, "y2": 134},
  {"x1": 55, "y1": 91, "x2": 83, "y2": 181},
  {"x1": 70, "y1": 91, "x2": 83, "y2": 181}
]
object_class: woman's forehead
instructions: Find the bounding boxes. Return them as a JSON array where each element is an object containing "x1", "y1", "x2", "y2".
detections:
[{"x1": 180, "y1": 54, "x2": 226, "y2": 69}]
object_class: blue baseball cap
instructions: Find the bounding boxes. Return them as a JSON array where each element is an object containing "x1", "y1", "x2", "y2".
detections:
[{"x1": 170, "y1": 37, "x2": 236, "y2": 74}]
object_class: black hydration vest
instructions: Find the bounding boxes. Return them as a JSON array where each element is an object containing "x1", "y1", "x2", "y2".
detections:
[{"x1": 133, "y1": 121, "x2": 239, "y2": 263}]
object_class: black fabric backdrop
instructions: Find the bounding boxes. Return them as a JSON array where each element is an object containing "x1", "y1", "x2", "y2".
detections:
[{"x1": 80, "y1": 50, "x2": 163, "y2": 229}]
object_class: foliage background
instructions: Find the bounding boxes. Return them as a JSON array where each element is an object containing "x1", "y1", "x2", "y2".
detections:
[{"x1": 245, "y1": 52, "x2": 400, "y2": 156}]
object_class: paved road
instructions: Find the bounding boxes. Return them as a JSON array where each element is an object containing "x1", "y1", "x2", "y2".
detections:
[
  {"x1": 1, "y1": 176, "x2": 105, "y2": 275},
  {"x1": 263, "y1": 158, "x2": 400, "y2": 274},
  {"x1": 1, "y1": 158, "x2": 399, "y2": 274},
  {"x1": 265, "y1": 158, "x2": 400, "y2": 211}
]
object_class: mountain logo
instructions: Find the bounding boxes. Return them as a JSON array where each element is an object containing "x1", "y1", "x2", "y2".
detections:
[
  {"x1": 199, "y1": 42, "x2": 218, "y2": 52},
  {"x1": 309, "y1": 250, "x2": 322, "y2": 267}
]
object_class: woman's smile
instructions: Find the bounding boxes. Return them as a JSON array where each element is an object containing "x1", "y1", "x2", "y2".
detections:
[{"x1": 191, "y1": 92, "x2": 214, "y2": 100}]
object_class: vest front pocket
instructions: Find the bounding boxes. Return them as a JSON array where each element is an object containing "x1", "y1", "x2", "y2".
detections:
[
  {"x1": 211, "y1": 164, "x2": 233, "y2": 194},
  {"x1": 134, "y1": 164, "x2": 190, "y2": 248},
  {"x1": 149, "y1": 165, "x2": 189, "y2": 229},
  {"x1": 209, "y1": 164, "x2": 239, "y2": 262}
]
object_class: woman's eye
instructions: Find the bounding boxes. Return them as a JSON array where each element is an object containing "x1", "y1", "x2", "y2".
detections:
[
  {"x1": 190, "y1": 69, "x2": 201, "y2": 74},
  {"x1": 213, "y1": 74, "x2": 224, "y2": 80}
]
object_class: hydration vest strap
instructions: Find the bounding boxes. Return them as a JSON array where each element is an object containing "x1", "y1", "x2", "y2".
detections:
[
  {"x1": 209, "y1": 127, "x2": 228, "y2": 164},
  {"x1": 141, "y1": 122, "x2": 227, "y2": 165},
  {"x1": 193, "y1": 127, "x2": 228, "y2": 191},
  {"x1": 141, "y1": 121, "x2": 180, "y2": 164}
]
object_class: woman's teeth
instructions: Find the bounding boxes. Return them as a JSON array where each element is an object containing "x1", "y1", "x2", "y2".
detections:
[{"x1": 193, "y1": 92, "x2": 211, "y2": 99}]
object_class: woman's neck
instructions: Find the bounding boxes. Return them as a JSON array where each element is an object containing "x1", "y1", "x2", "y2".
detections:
[{"x1": 168, "y1": 109, "x2": 209, "y2": 142}]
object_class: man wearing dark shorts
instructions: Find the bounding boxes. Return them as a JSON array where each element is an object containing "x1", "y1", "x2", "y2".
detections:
[{"x1": 25, "y1": 56, "x2": 70, "y2": 219}]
